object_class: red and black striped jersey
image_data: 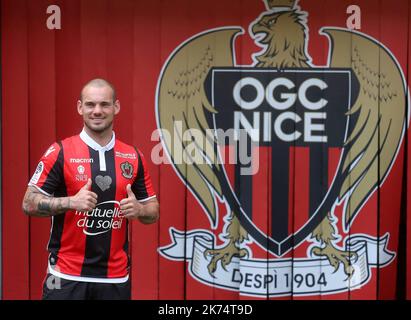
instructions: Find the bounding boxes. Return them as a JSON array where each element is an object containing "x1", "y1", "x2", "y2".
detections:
[{"x1": 28, "y1": 130, "x2": 156, "y2": 283}]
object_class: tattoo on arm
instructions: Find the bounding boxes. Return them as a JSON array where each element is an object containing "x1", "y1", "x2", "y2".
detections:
[
  {"x1": 138, "y1": 200, "x2": 159, "y2": 224},
  {"x1": 38, "y1": 199, "x2": 52, "y2": 213},
  {"x1": 23, "y1": 187, "x2": 71, "y2": 217}
]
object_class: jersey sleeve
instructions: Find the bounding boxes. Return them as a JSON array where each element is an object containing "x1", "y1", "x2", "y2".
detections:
[
  {"x1": 28, "y1": 142, "x2": 64, "y2": 196},
  {"x1": 131, "y1": 149, "x2": 156, "y2": 202}
]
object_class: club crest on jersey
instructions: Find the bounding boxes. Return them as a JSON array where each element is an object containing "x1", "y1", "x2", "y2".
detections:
[
  {"x1": 156, "y1": 0, "x2": 407, "y2": 297},
  {"x1": 120, "y1": 161, "x2": 133, "y2": 179}
]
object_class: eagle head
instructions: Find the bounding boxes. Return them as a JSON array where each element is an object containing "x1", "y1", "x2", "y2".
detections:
[{"x1": 251, "y1": 9, "x2": 310, "y2": 68}]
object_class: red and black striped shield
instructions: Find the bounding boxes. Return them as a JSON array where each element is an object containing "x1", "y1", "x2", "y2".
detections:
[{"x1": 207, "y1": 68, "x2": 360, "y2": 256}]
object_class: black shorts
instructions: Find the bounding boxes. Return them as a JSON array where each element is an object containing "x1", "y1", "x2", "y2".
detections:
[{"x1": 42, "y1": 273, "x2": 131, "y2": 300}]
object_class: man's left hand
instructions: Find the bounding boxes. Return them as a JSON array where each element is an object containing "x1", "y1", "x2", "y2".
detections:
[
  {"x1": 120, "y1": 184, "x2": 159, "y2": 224},
  {"x1": 120, "y1": 184, "x2": 143, "y2": 220}
]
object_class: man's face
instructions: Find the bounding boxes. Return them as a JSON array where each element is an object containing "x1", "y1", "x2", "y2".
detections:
[{"x1": 77, "y1": 85, "x2": 120, "y2": 133}]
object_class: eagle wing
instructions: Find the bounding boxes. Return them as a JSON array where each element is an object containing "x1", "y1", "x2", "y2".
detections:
[
  {"x1": 157, "y1": 28, "x2": 242, "y2": 226},
  {"x1": 322, "y1": 28, "x2": 407, "y2": 229}
]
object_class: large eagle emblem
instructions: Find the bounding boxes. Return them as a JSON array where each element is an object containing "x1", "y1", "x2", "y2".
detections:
[{"x1": 156, "y1": 0, "x2": 407, "y2": 277}]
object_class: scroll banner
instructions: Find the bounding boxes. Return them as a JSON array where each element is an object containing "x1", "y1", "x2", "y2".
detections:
[{"x1": 159, "y1": 229, "x2": 395, "y2": 297}]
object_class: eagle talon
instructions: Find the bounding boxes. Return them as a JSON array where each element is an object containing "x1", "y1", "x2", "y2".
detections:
[
  {"x1": 204, "y1": 240, "x2": 247, "y2": 275},
  {"x1": 311, "y1": 243, "x2": 357, "y2": 278}
]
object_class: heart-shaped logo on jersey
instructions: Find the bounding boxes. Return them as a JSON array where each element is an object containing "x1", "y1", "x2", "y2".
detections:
[{"x1": 95, "y1": 175, "x2": 112, "y2": 192}]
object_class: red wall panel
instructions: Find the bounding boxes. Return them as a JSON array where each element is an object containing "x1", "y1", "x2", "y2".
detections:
[
  {"x1": 27, "y1": 0, "x2": 57, "y2": 300},
  {"x1": 2, "y1": 1, "x2": 30, "y2": 299},
  {"x1": 131, "y1": 0, "x2": 160, "y2": 299},
  {"x1": 2, "y1": 0, "x2": 30, "y2": 299}
]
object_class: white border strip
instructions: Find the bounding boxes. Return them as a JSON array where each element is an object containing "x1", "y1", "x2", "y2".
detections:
[
  {"x1": 138, "y1": 195, "x2": 157, "y2": 203},
  {"x1": 27, "y1": 183, "x2": 52, "y2": 196},
  {"x1": 48, "y1": 264, "x2": 129, "y2": 284}
]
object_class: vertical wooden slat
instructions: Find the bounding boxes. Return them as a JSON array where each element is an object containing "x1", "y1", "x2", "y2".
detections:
[
  {"x1": 347, "y1": 0, "x2": 380, "y2": 300},
  {"x1": 306, "y1": 0, "x2": 351, "y2": 300},
  {"x1": 378, "y1": 0, "x2": 408, "y2": 299},
  {"x1": 157, "y1": 0, "x2": 188, "y2": 299},
  {"x1": 55, "y1": 0, "x2": 82, "y2": 140},
  {"x1": 238, "y1": 0, "x2": 269, "y2": 301},
  {"x1": 212, "y1": 0, "x2": 243, "y2": 300},
  {"x1": 130, "y1": 0, "x2": 161, "y2": 299},
  {"x1": 1, "y1": 0, "x2": 30, "y2": 299},
  {"x1": 308, "y1": 0, "x2": 327, "y2": 301},
  {"x1": 325, "y1": 0, "x2": 351, "y2": 301},
  {"x1": 106, "y1": 0, "x2": 134, "y2": 143},
  {"x1": 184, "y1": 0, "x2": 217, "y2": 300},
  {"x1": 80, "y1": 0, "x2": 108, "y2": 81},
  {"x1": 27, "y1": 0, "x2": 56, "y2": 300}
]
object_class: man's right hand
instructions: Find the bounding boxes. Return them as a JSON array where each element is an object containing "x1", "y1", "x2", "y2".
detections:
[{"x1": 69, "y1": 179, "x2": 98, "y2": 212}]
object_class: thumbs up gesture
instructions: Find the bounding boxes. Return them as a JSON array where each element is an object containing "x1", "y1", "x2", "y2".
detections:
[
  {"x1": 82, "y1": 178, "x2": 92, "y2": 191},
  {"x1": 120, "y1": 184, "x2": 143, "y2": 220},
  {"x1": 126, "y1": 184, "x2": 135, "y2": 199},
  {"x1": 70, "y1": 179, "x2": 98, "y2": 211}
]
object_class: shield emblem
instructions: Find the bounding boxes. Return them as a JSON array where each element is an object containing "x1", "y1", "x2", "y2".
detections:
[
  {"x1": 120, "y1": 161, "x2": 134, "y2": 179},
  {"x1": 206, "y1": 68, "x2": 360, "y2": 256}
]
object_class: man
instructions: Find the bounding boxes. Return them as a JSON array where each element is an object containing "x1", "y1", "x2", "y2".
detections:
[{"x1": 22, "y1": 78, "x2": 159, "y2": 300}]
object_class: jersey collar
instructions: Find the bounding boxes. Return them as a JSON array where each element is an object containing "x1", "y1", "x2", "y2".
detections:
[{"x1": 80, "y1": 128, "x2": 116, "y2": 152}]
